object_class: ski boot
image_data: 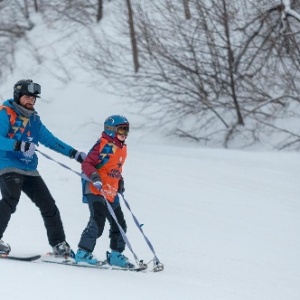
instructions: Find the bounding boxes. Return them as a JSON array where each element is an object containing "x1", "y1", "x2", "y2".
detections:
[
  {"x1": 106, "y1": 250, "x2": 134, "y2": 268},
  {"x1": 52, "y1": 241, "x2": 74, "y2": 258},
  {"x1": 75, "y1": 249, "x2": 98, "y2": 265},
  {"x1": 0, "y1": 240, "x2": 11, "y2": 255}
]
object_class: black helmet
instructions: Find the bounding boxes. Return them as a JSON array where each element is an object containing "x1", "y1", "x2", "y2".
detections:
[{"x1": 13, "y1": 79, "x2": 41, "y2": 103}]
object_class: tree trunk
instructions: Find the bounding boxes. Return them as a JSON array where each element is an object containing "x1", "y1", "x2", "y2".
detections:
[
  {"x1": 126, "y1": 0, "x2": 139, "y2": 72},
  {"x1": 33, "y1": 0, "x2": 38, "y2": 12},
  {"x1": 23, "y1": 0, "x2": 29, "y2": 19},
  {"x1": 183, "y1": 0, "x2": 191, "y2": 19},
  {"x1": 96, "y1": 0, "x2": 103, "y2": 22}
]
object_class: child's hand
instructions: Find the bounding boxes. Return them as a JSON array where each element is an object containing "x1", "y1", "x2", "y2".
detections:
[
  {"x1": 90, "y1": 172, "x2": 102, "y2": 190},
  {"x1": 93, "y1": 181, "x2": 102, "y2": 190}
]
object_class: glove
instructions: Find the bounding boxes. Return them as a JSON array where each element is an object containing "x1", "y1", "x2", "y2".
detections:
[
  {"x1": 70, "y1": 149, "x2": 86, "y2": 163},
  {"x1": 118, "y1": 177, "x2": 125, "y2": 194},
  {"x1": 93, "y1": 181, "x2": 102, "y2": 190},
  {"x1": 90, "y1": 172, "x2": 102, "y2": 190},
  {"x1": 14, "y1": 141, "x2": 36, "y2": 157}
]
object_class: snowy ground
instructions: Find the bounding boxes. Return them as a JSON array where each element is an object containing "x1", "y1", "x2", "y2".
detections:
[
  {"x1": 1, "y1": 141, "x2": 300, "y2": 300},
  {"x1": 0, "y1": 11, "x2": 300, "y2": 300}
]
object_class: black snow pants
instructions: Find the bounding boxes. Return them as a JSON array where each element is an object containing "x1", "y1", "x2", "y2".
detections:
[{"x1": 0, "y1": 172, "x2": 66, "y2": 247}]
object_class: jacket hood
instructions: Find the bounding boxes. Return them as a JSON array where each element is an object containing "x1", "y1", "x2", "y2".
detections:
[
  {"x1": 2, "y1": 99, "x2": 14, "y2": 108},
  {"x1": 3, "y1": 99, "x2": 37, "y2": 118}
]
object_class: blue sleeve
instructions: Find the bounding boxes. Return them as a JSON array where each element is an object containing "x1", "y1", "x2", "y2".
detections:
[
  {"x1": 38, "y1": 123, "x2": 75, "y2": 157},
  {"x1": 0, "y1": 109, "x2": 17, "y2": 151}
]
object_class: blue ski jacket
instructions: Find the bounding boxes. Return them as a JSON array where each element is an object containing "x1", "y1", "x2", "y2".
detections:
[{"x1": 0, "y1": 99, "x2": 75, "y2": 172}]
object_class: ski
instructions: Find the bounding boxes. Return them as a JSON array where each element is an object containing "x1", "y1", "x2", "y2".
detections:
[
  {"x1": 0, "y1": 253, "x2": 149, "y2": 272},
  {"x1": 0, "y1": 254, "x2": 41, "y2": 262},
  {"x1": 40, "y1": 254, "x2": 147, "y2": 272}
]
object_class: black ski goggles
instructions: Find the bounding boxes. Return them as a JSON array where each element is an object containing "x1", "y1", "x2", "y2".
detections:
[
  {"x1": 116, "y1": 125, "x2": 129, "y2": 136},
  {"x1": 27, "y1": 83, "x2": 41, "y2": 95}
]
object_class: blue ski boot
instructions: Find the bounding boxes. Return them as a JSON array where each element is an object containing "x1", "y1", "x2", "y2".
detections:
[
  {"x1": 106, "y1": 251, "x2": 134, "y2": 268},
  {"x1": 75, "y1": 249, "x2": 98, "y2": 265}
]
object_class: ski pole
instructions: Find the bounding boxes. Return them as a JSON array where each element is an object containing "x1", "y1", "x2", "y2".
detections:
[
  {"x1": 100, "y1": 190, "x2": 146, "y2": 268},
  {"x1": 119, "y1": 193, "x2": 164, "y2": 272},
  {"x1": 36, "y1": 149, "x2": 82, "y2": 177}
]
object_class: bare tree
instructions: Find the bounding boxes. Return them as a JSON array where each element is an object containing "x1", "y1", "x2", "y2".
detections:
[
  {"x1": 39, "y1": 0, "x2": 97, "y2": 26},
  {"x1": 183, "y1": 0, "x2": 191, "y2": 19},
  {"x1": 33, "y1": 0, "x2": 39, "y2": 12},
  {"x1": 96, "y1": 0, "x2": 103, "y2": 22},
  {"x1": 3, "y1": 0, "x2": 300, "y2": 149},
  {"x1": 77, "y1": 0, "x2": 300, "y2": 149},
  {"x1": 126, "y1": 0, "x2": 139, "y2": 72},
  {"x1": 0, "y1": 1, "x2": 35, "y2": 80}
]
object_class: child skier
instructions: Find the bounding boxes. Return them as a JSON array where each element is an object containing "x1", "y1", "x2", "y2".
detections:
[{"x1": 75, "y1": 115, "x2": 134, "y2": 268}]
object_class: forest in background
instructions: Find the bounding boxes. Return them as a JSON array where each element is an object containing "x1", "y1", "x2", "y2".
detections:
[{"x1": 1, "y1": 0, "x2": 300, "y2": 150}]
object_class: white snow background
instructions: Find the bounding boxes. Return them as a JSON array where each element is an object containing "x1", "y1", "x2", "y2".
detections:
[{"x1": 0, "y1": 10, "x2": 300, "y2": 300}]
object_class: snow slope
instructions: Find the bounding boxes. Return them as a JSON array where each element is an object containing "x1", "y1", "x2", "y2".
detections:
[
  {"x1": 1, "y1": 143, "x2": 300, "y2": 300},
  {"x1": 0, "y1": 11, "x2": 299, "y2": 300}
]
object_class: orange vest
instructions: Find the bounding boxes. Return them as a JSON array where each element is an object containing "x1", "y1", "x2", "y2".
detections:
[
  {"x1": 0, "y1": 106, "x2": 18, "y2": 138},
  {"x1": 90, "y1": 138, "x2": 127, "y2": 202}
]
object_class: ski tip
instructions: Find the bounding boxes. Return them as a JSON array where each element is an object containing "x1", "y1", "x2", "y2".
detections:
[{"x1": 0, "y1": 254, "x2": 41, "y2": 262}]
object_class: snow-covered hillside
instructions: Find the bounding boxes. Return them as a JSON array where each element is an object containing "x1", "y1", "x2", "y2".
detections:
[
  {"x1": 0, "y1": 9, "x2": 300, "y2": 300},
  {"x1": 1, "y1": 143, "x2": 300, "y2": 300}
]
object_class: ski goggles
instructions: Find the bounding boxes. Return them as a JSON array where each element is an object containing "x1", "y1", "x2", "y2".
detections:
[
  {"x1": 116, "y1": 125, "x2": 129, "y2": 136},
  {"x1": 27, "y1": 83, "x2": 41, "y2": 95}
]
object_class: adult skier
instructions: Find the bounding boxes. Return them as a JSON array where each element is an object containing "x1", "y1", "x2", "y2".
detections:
[{"x1": 0, "y1": 79, "x2": 86, "y2": 257}]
